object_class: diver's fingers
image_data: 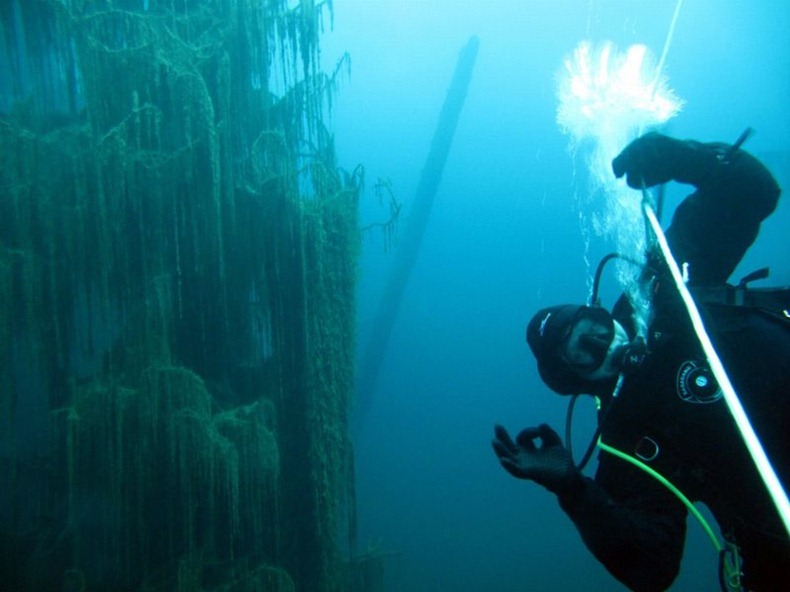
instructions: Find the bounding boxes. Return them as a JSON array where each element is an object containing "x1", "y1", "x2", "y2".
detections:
[
  {"x1": 515, "y1": 427, "x2": 541, "y2": 450},
  {"x1": 537, "y1": 423, "x2": 562, "y2": 448},
  {"x1": 497, "y1": 456, "x2": 520, "y2": 477},
  {"x1": 491, "y1": 438, "x2": 513, "y2": 462},
  {"x1": 493, "y1": 424, "x2": 517, "y2": 453}
]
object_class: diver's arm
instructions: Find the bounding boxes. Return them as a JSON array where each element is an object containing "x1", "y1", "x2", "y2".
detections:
[
  {"x1": 613, "y1": 132, "x2": 781, "y2": 285},
  {"x1": 612, "y1": 132, "x2": 721, "y2": 189},
  {"x1": 612, "y1": 131, "x2": 780, "y2": 208},
  {"x1": 663, "y1": 143, "x2": 781, "y2": 285},
  {"x1": 557, "y1": 458, "x2": 687, "y2": 592},
  {"x1": 677, "y1": 139, "x2": 780, "y2": 214}
]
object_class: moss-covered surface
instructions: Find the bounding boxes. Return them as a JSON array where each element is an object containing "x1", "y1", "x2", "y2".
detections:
[{"x1": 0, "y1": 1, "x2": 359, "y2": 590}]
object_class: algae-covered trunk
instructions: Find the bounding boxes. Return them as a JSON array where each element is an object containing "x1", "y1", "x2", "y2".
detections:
[{"x1": 0, "y1": 1, "x2": 358, "y2": 590}]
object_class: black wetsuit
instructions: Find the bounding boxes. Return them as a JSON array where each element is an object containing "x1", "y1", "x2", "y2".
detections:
[{"x1": 558, "y1": 141, "x2": 789, "y2": 591}]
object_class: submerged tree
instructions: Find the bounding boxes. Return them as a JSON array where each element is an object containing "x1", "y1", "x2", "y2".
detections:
[{"x1": 0, "y1": 1, "x2": 359, "y2": 590}]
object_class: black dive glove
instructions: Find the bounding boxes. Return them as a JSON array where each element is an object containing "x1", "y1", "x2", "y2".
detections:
[
  {"x1": 492, "y1": 424, "x2": 580, "y2": 495},
  {"x1": 612, "y1": 132, "x2": 719, "y2": 189}
]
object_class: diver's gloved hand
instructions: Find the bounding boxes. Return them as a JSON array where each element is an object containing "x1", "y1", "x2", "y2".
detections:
[
  {"x1": 612, "y1": 132, "x2": 720, "y2": 189},
  {"x1": 492, "y1": 424, "x2": 580, "y2": 495},
  {"x1": 612, "y1": 132, "x2": 686, "y2": 188}
]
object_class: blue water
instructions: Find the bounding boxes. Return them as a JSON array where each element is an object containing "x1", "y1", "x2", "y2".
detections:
[{"x1": 323, "y1": 1, "x2": 790, "y2": 590}]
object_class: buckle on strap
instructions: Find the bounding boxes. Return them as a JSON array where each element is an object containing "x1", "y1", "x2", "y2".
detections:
[{"x1": 634, "y1": 436, "x2": 660, "y2": 462}]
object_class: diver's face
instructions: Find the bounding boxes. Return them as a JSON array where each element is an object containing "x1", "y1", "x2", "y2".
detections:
[{"x1": 562, "y1": 318, "x2": 629, "y2": 381}]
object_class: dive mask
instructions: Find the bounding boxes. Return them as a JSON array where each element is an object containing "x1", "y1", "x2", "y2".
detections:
[{"x1": 560, "y1": 306, "x2": 616, "y2": 374}]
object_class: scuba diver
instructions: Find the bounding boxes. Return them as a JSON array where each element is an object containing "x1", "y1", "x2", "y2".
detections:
[{"x1": 492, "y1": 132, "x2": 790, "y2": 591}]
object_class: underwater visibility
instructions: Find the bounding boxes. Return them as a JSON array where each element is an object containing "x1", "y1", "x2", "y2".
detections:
[{"x1": 2, "y1": 0, "x2": 789, "y2": 591}]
